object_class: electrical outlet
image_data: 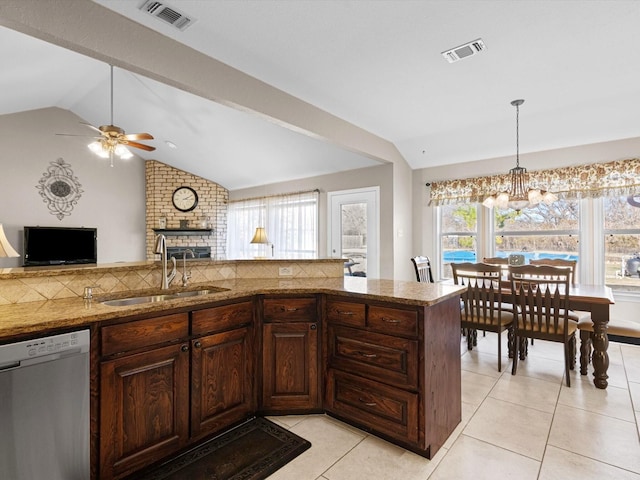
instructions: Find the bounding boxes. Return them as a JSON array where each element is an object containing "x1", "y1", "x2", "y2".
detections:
[{"x1": 279, "y1": 266, "x2": 293, "y2": 276}]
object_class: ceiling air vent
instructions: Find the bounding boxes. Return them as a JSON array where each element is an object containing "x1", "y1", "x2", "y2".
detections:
[
  {"x1": 139, "y1": 1, "x2": 196, "y2": 31},
  {"x1": 441, "y1": 38, "x2": 486, "y2": 63}
]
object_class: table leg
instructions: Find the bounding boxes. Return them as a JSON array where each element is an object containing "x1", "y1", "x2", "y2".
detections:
[
  {"x1": 590, "y1": 304, "x2": 609, "y2": 389},
  {"x1": 579, "y1": 330, "x2": 591, "y2": 376}
]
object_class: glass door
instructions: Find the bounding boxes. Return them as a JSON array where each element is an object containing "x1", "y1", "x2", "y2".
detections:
[{"x1": 328, "y1": 187, "x2": 379, "y2": 278}]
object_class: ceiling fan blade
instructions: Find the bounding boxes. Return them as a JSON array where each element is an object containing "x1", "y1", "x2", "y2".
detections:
[
  {"x1": 56, "y1": 133, "x2": 102, "y2": 139},
  {"x1": 123, "y1": 132, "x2": 154, "y2": 141},
  {"x1": 79, "y1": 122, "x2": 103, "y2": 134},
  {"x1": 125, "y1": 140, "x2": 156, "y2": 152}
]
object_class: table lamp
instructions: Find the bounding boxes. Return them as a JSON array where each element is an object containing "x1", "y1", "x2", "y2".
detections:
[
  {"x1": 0, "y1": 224, "x2": 19, "y2": 258},
  {"x1": 250, "y1": 227, "x2": 270, "y2": 259}
]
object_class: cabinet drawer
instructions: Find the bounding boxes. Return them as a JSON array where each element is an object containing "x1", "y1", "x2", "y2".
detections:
[
  {"x1": 326, "y1": 299, "x2": 365, "y2": 327},
  {"x1": 191, "y1": 301, "x2": 253, "y2": 335},
  {"x1": 368, "y1": 305, "x2": 418, "y2": 338},
  {"x1": 263, "y1": 297, "x2": 317, "y2": 322},
  {"x1": 328, "y1": 325, "x2": 418, "y2": 389},
  {"x1": 101, "y1": 313, "x2": 189, "y2": 356},
  {"x1": 325, "y1": 369, "x2": 418, "y2": 444}
]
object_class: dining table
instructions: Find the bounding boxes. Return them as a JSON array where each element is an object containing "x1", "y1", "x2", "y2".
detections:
[
  {"x1": 449, "y1": 276, "x2": 616, "y2": 389},
  {"x1": 564, "y1": 283, "x2": 615, "y2": 389}
]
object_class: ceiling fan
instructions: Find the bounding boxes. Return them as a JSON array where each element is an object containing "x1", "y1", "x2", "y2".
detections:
[{"x1": 58, "y1": 65, "x2": 155, "y2": 167}]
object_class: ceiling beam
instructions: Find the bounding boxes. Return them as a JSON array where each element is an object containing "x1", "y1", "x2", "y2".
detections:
[{"x1": 0, "y1": 0, "x2": 407, "y2": 167}]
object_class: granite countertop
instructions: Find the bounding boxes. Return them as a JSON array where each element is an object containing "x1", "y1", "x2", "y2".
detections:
[{"x1": 0, "y1": 277, "x2": 465, "y2": 341}]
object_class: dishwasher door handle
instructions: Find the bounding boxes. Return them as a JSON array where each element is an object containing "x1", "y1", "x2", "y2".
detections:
[
  {"x1": 0, "y1": 361, "x2": 21, "y2": 372},
  {"x1": 0, "y1": 348, "x2": 85, "y2": 371}
]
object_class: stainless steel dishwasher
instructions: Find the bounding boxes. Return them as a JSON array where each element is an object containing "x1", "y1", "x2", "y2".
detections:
[{"x1": 0, "y1": 329, "x2": 90, "y2": 480}]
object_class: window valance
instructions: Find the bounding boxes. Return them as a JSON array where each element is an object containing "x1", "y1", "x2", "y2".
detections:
[{"x1": 428, "y1": 158, "x2": 640, "y2": 206}]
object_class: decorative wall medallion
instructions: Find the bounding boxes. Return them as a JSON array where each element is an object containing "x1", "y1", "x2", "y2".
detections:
[{"x1": 36, "y1": 158, "x2": 83, "y2": 220}]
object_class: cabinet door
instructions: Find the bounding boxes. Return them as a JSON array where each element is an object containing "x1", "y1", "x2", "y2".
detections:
[
  {"x1": 191, "y1": 327, "x2": 254, "y2": 440},
  {"x1": 100, "y1": 343, "x2": 190, "y2": 480},
  {"x1": 262, "y1": 322, "x2": 319, "y2": 411}
]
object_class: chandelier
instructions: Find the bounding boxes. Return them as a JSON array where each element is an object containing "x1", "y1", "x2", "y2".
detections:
[{"x1": 482, "y1": 99, "x2": 557, "y2": 211}]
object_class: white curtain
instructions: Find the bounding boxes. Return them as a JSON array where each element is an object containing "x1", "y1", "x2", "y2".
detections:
[{"x1": 227, "y1": 190, "x2": 319, "y2": 259}]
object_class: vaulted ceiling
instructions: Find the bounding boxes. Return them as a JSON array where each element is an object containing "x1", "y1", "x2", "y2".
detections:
[{"x1": 2, "y1": 1, "x2": 640, "y2": 190}]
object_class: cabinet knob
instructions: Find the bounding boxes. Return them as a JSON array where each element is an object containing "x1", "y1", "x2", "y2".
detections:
[
  {"x1": 181, "y1": 344, "x2": 189, "y2": 352},
  {"x1": 310, "y1": 323, "x2": 317, "y2": 330},
  {"x1": 194, "y1": 341, "x2": 202, "y2": 348}
]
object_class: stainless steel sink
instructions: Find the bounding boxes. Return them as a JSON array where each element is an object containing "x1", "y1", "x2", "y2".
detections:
[{"x1": 101, "y1": 288, "x2": 226, "y2": 307}]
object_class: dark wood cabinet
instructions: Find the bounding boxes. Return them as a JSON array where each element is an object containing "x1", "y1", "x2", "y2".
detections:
[
  {"x1": 95, "y1": 291, "x2": 461, "y2": 478},
  {"x1": 261, "y1": 296, "x2": 320, "y2": 412},
  {"x1": 99, "y1": 339, "x2": 190, "y2": 480},
  {"x1": 99, "y1": 302, "x2": 255, "y2": 479},
  {"x1": 191, "y1": 326, "x2": 254, "y2": 440},
  {"x1": 324, "y1": 295, "x2": 461, "y2": 458}
]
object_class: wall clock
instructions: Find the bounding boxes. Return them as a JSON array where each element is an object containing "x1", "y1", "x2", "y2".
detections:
[{"x1": 172, "y1": 186, "x2": 198, "y2": 212}]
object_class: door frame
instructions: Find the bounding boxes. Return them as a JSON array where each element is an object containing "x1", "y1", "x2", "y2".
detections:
[{"x1": 327, "y1": 186, "x2": 380, "y2": 278}]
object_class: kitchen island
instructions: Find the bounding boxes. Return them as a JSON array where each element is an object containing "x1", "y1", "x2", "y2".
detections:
[{"x1": 0, "y1": 261, "x2": 464, "y2": 479}]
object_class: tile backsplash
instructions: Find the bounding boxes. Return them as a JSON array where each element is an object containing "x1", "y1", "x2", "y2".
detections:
[{"x1": 0, "y1": 260, "x2": 344, "y2": 304}]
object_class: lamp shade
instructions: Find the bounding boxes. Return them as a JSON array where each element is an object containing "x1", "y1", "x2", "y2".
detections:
[
  {"x1": 0, "y1": 224, "x2": 19, "y2": 258},
  {"x1": 250, "y1": 227, "x2": 269, "y2": 244}
]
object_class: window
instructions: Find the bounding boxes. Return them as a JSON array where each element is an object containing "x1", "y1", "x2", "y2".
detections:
[
  {"x1": 493, "y1": 199, "x2": 580, "y2": 266},
  {"x1": 604, "y1": 195, "x2": 640, "y2": 288},
  {"x1": 439, "y1": 204, "x2": 477, "y2": 279},
  {"x1": 227, "y1": 190, "x2": 318, "y2": 259}
]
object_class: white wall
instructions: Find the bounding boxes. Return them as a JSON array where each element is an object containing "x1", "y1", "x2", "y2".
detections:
[
  {"x1": 393, "y1": 159, "x2": 414, "y2": 281},
  {"x1": 0, "y1": 107, "x2": 146, "y2": 267}
]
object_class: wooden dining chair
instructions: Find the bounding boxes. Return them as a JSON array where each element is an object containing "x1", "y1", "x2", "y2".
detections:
[
  {"x1": 528, "y1": 258, "x2": 577, "y2": 285},
  {"x1": 411, "y1": 256, "x2": 434, "y2": 283},
  {"x1": 529, "y1": 258, "x2": 591, "y2": 323},
  {"x1": 508, "y1": 264, "x2": 577, "y2": 387},
  {"x1": 452, "y1": 262, "x2": 514, "y2": 372}
]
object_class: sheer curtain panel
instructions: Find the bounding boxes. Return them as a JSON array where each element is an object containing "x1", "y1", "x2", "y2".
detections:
[{"x1": 227, "y1": 190, "x2": 319, "y2": 259}]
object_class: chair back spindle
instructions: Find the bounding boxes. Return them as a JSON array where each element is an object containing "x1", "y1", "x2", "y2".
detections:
[{"x1": 411, "y1": 256, "x2": 435, "y2": 283}]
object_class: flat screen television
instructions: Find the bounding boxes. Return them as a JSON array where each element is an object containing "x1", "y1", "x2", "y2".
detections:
[{"x1": 23, "y1": 226, "x2": 97, "y2": 266}]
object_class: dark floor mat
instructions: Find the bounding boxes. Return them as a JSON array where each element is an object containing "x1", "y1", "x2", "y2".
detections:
[{"x1": 130, "y1": 417, "x2": 311, "y2": 480}]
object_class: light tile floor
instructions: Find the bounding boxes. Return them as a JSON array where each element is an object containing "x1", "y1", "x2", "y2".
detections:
[{"x1": 267, "y1": 333, "x2": 640, "y2": 480}]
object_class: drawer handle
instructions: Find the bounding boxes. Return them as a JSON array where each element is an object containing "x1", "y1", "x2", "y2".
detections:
[
  {"x1": 382, "y1": 317, "x2": 401, "y2": 324},
  {"x1": 283, "y1": 307, "x2": 299, "y2": 312},
  {"x1": 359, "y1": 398, "x2": 377, "y2": 407},
  {"x1": 337, "y1": 310, "x2": 355, "y2": 316},
  {"x1": 359, "y1": 352, "x2": 378, "y2": 359}
]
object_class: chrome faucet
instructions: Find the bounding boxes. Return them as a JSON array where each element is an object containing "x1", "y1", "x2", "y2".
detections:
[
  {"x1": 154, "y1": 234, "x2": 176, "y2": 289},
  {"x1": 181, "y1": 249, "x2": 195, "y2": 287}
]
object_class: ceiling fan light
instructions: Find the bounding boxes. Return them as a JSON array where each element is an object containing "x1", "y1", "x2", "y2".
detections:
[
  {"x1": 88, "y1": 141, "x2": 109, "y2": 158},
  {"x1": 115, "y1": 144, "x2": 133, "y2": 159}
]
